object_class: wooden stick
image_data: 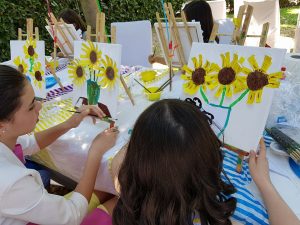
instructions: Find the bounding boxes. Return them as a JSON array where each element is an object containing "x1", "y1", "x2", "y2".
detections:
[
  {"x1": 134, "y1": 79, "x2": 152, "y2": 93},
  {"x1": 26, "y1": 18, "x2": 33, "y2": 39},
  {"x1": 18, "y1": 28, "x2": 22, "y2": 40},
  {"x1": 120, "y1": 75, "x2": 135, "y2": 105}
]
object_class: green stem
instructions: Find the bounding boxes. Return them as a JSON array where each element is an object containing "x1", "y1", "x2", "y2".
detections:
[
  {"x1": 229, "y1": 89, "x2": 249, "y2": 108},
  {"x1": 217, "y1": 107, "x2": 232, "y2": 138},
  {"x1": 200, "y1": 86, "x2": 209, "y2": 104},
  {"x1": 219, "y1": 86, "x2": 226, "y2": 106},
  {"x1": 29, "y1": 58, "x2": 34, "y2": 72}
]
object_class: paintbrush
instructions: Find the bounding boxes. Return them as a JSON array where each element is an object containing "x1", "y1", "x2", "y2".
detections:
[
  {"x1": 65, "y1": 109, "x2": 116, "y2": 124},
  {"x1": 134, "y1": 79, "x2": 152, "y2": 93}
]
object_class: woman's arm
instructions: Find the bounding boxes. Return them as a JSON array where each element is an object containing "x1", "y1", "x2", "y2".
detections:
[
  {"x1": 35, "y1": 105, "x2": 105, "y2": 149},
  {"x1": 249, "y1": 139, "x2": 300, "y2": 225},
  {"x1": 75, "y1": 127, "x2": 119, "y2": 202}
]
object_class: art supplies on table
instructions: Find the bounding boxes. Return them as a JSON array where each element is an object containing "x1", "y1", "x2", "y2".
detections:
[{"x1": 266, "y1": 124, "x2": 300, "y2": 164}]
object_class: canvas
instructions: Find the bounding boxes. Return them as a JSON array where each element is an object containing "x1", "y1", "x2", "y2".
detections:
[
  {"x1": 154, "y1": 21, "x2": 203, "y2": 67},
  {"x1": 180, "y1": 43, "x2": 286, "y2": 151},
  {"x1": 10, "y1": 39, "x2": 46, "y2": 98},
  {"x1": 46, "y1": 23, "x2": 81, "y2": 57},
  {"x1": 71, "y1": 40, "x2": 122, "y2": 118}
]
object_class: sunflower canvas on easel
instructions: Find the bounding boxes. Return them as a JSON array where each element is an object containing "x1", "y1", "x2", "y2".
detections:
[
  {"x1": 181, "y1": 43, "x2": 286, "y2": 152},
  {"x1": 10, "y1": 39, "x2": 46, "y2": 98},
  {"x1": 71, "y1": 41, "x2": 121, "y2": 118}
]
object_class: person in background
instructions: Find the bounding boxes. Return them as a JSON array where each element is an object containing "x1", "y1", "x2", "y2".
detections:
[
  {"x1": 0, "y1": 65, "x2": 118, "y2": 225},
  {"x1": 149, "y1": 0, "x2": 219, "y2": 65},
  {"x1": 58, "y1": 8, "x2": 87, "y2": 40}
]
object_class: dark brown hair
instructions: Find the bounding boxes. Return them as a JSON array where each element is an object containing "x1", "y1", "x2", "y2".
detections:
[
  {"x1": 113, "y1": 99, "x2": 236, "y2": 225},
  {"x1": 0, "y1": 65, "x2": 26, "y2": 121},
  {"x1": 58, "y1": 8, "x2": 86, "y2": 32},
  {"x1": 183, "y1": 0, "x2": 219, "y2": 43}
]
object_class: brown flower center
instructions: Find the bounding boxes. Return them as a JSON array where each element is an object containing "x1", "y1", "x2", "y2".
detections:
[
  {"x1": 106, "y1": 67, "x2": 115, "y2": 80},
  {"x1": 18, "y1": 65, "x2": 24, "y2": 73},
  {"x1": 35, "y1": 71, "x2": 42, "y2": 81},
  {"x1": 76, "y1": 66, "x2": 84, "y2": 78},
  {"x1": 247, "y1": 70, "x2": 269, "y2": 91},
  {"x1": 90, "y1": 51, "x2": 97, "y2": 64},
  {"x1": 28, "y1": 46, "x2": 35, "y2": 57},
  {"x1": 191, "y1": 68, "x2": 206, "y2": 85},
  {"x1": 218, "y1": 67, "x2": 236, "y2": 85}
]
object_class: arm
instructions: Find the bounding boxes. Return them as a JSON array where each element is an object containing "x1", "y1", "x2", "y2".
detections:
[
  {"x1": 74, "y1": 127, "x2": 119, "y2": 202},
  {"x1": 35, "y1": 105, "x2": 105, "y2": 149},
  {"x1": 249, "y1": 139, "x2": 300, "y2": 225}
]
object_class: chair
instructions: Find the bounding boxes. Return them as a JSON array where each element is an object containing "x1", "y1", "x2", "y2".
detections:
[
  {"x1": 111, "y1": 20, "x2": 152, "y2": 67},
  {"x1": 207, "y1": 0, "x2": 227, "y2": 21},
  {"x1": 235, "y1": 0, "x2": 280, "y2": 47}
]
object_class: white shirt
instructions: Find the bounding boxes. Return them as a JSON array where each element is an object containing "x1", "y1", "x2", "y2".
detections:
[{"x1": 0, "y1": 135, "x2": 88, "y2": 225}]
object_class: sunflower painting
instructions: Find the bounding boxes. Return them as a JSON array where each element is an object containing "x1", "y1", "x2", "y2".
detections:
[
  {"x1": 72, "y1": 41, "x2": 121, "y2": 117},
  {"x1": 10, "y1": 40, "x2": 46, "y2": 97},
  {"x1": 80, "y1": 41, "x2": 102, "y2": 70},
  {"x1": 244, "y1": 55, "x2": 283, "y2": 104},
  {"x1": 207, "y1": 52, "x2": 247, "y2": 100},
  {"x1": 13, "y1": 56, "x2": 28, "y2": 74},
  {"x1": 98, "y1": 55, "x2": 119, "y2": 89},
  {"x1": 68, "y1": 59, "x2": 86, "y2": 87},
  {"x1": 181, "y1": 54, "x2": 218, "y2": 95},
  {"x1": 182, "y1": 43, "x2": 285, "y2": 152}
]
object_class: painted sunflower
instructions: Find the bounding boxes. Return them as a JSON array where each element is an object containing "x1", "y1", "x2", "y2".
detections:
[
  {"x1": 68, "y1": 59, "x2": 87, "y2": 87},
  {"x1": 181, "y1": 54, "x2": 218, "y2": 95},
  {"x1": 13, "y1": 56, "x2": 28, "y2": 74},
  {"x1": 80, "y1": 41, "x2": 102, "y2": 70},
  {"x1": 23, "y1": 38, "x2": 38, "y2": 60},
  {"x1": 244, "y1": 55, "x2": 282, "y2": 104},
  {"x1": 207, "y1": 52, "x2": 247, "y2": 98},
  {"x1": 30, "y1": 62, "x2": 44, "y2": 89},
  {"x1": 97, "y1": 55, "x2": 119, "y2": 89}
]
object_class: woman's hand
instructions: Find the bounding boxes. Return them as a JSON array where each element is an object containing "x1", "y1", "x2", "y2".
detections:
[
  {"x1": 89, "y1": 127, "x2": 119, "y2": 159},
  {"x1": 249, "y1": 138, "x2": 272, "y2": 190},
  {"x1": 64, "y1": 105, "x2": 106, "y2": 129}
]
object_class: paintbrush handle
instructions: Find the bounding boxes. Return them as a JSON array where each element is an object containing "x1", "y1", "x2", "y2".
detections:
[{"x1": 134, "y1": 79, "x2": 152, "y2": 93}]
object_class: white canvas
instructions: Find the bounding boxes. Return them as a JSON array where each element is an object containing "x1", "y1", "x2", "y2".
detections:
[
  {"x1": 181, "y1": 43, "x2": 286, "y2": 151},
  {"x1": 111, "y1": 20, "x2": 152, "y2": 67},
  {"x1": 10, "y1": 40, "x2": 46, "y2": 98},
  {"x1": 72, "y1": 41, "x2": 122, "y2": 118},
  {"x1": 46, "y1": 23, "x2": 81, "y2": 57},
  {"x1": 154, "y1": 22, "x2": 203, "y2": 66}
]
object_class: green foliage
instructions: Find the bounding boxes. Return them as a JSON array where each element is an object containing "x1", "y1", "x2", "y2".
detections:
[
  {"x1": 100, "y1": 0, "x2": 185, "y2": 26},
  {"x1": 0, "y1": 0, "x2": 83, "y2": 62}
]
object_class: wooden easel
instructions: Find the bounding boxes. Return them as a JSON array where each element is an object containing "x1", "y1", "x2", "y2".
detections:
[
  {"x1": 209, "y1": 5, "x2": 253, "y2": 45},
  {"x1": 46, "y1": 13, "x2": 76, "y2": 57},
  {"x1": 156, "y1": 2, "x2": 191, "y2": 68},
  {"x1": 18, "y1": 18, "x2": 39, "y2": 40},
  {"x1": 209, "y1": 5, "x2": 269, "y2": 47},
  {"x1": 86, "y1": 12, "x2": 116, "y2": 43}
]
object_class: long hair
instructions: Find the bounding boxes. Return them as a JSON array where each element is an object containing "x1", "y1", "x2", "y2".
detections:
[
  {"x1": 113, "y1": 99, "x2": 236, "y2": 225},
  {"x1": 0, "y1": 65, "x2": 26, "y2": 121},
  {"x1": 183, "y1": 0, "x2": 219, "y2": 43},
  {"x1": 58, "y1": 8, "x2": 86, "y2": 32}
]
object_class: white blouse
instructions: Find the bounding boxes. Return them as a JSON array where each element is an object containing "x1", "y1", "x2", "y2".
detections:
[{"x1": 0, "y1": 135, "x2": 88, "y2": 225}]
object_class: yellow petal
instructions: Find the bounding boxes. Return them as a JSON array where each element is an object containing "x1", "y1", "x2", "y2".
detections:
[
  {"x1": 248, "y1": 55, "x2": 259, "y2": 70},
  {"x1": 181, "y1": 74, "x2": 191, "y2": 80},
  {"x1": 256, "y1": 90, "x2": 263, "y2": 103},
  {"x1": 182, "y1": 65, "x2": 193, "y2": 75},
  {"x1": 192, "y1": 57, "x2": 199, "y2": 68},
  {"x1": 225, "y1": 85, "x2": 232, "y2": 97},
  {"x1": 215, "y1": 86, "x2": 223, "y2": 98},
  {"x1": 269, "y1": 72, "x2": 283, "y2": 79},
  {"x1": 261, "y1": 55, "x2": 272, "y2": 72},
  {"x1": 198, "y1": 55, "x2": 203, "y2": 67},
  {"x1": 247, "y1": 91, "x2": 255, "y2": 104}
]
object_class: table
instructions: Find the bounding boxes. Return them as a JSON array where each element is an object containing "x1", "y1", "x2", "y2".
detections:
[{"x1": 4, "y1": 57, "x2": 298, "y2": 218}]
